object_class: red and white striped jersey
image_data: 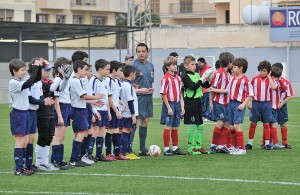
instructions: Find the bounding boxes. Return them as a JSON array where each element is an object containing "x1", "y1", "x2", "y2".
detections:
[
  {"x1": 270, "y1": 79, "x2": 287, "y2": 109},
  {"x1": 226, "y1": 75, "x2": 254, "y2": 102},
  {"x1": 280, "y1": 77, "x2": 294, "y2": 102},
  {"x1": 199, "y1": 64, "x2": 211, "y2": 94},
  {"x1": 211, "y1": 67, "x2": 230, "y2": 105},
  {"x1": 160, "y1": 72, "x2": 181, "y2": 102},
  {"x1": 251, "y1": 75, "x2": 276, "y2": 101}
]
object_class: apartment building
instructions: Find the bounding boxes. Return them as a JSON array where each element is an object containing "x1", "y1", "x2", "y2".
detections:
[
  {"x1": 0, "y1": 0, "x2": 128, "y2": 48},
  {"x1": 150, "y1": 0, "x2": 300, "y2": 26}
]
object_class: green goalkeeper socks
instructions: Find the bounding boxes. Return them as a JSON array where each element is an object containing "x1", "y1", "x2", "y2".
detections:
[
  {"x1": 188, "y1": 125, "x2": 196, "y2": 152},
  {"x1": 195, "y1": 125, "x2": 203, "y2": 150}
]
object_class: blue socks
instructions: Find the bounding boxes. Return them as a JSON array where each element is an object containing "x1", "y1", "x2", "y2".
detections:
[
  {"x1": 88, "y1": 137, "x2": 96, "y2": 156},
  {"x1": 52, "y1": 145, "x2": 61, "y2": 163},
  {"x1": 70, "y1": 140, "x2": 81, "y2": 162},
  {"x1": 121, "y1": 133, "x2": 130, "y2": 154},
  {"x1": 14, "y1": 148, "x2": 23, "y2": 171},
  {"x1": 113, "y1": 133, "x2": 120, "y2": 156},
  {"x1": 25, "y1": 144, "x2": 33, "y2": 168},
  {"x1": 105, "y1": 133, "x2": 112, "y2": 156},
  {"x1": 95, "y1": 137, "x2": 104, "y2": 158}
]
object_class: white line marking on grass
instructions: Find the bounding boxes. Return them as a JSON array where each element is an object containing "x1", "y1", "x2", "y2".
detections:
[
  {"x1": 1, "y1": 172, "x2": 300, "y2": 186},
  {"x1": 0, "y1": 191, "x2": 93, "y2": 194}
]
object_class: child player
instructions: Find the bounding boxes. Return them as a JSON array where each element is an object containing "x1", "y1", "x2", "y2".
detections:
[
  {"x1": 120, "y1": 65, "x2": 139, "y2": 157},
  {"x1": 68, "y1": 60, "x2": 104, "y2": 166},
  {"x1": 209, "y1": 52, "x2": 234, "y2": 154},
  {"x1": 88, "y1": 59, "x2": 112, "y2": 161},
  {"x1": 270, "y1": 63, "x2": 293, "y2": 149},
  {"x1": 9, "y1": 58, "x2": 42, "y2": 175},
  {"x1": 160, "y1": 56, "x2": 186, "y2": 156},
  {"x1": 181, "y1": 55, "x2": 210, "y2": 155},
  {"x1": 105, "y1": 61, "x2": 129, "y2": 160},
  {"x1": 245, "y1": 61, "x2": 283, "y2": 150},
  {"x1": 211, "y1": 58, "x2": 254, "y2": 155}
]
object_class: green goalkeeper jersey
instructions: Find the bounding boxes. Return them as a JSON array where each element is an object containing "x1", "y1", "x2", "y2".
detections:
[{"x1": 182, "y1": 71, "x2": 203, "y2": 99}]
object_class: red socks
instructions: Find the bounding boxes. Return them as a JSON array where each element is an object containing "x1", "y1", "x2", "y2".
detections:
[
  {"x1": 163, "y1": 129, "x2": 171, "y2": 148},
  {"x1": 230, "y1": 130, "x2": 237, "y2": 148},
  {"x1": 212, "y1": 126, "x2": 221, "y2": 145},
  {"x1": 248, "y1": 122, "x2": 257, "y2": 139},
  {"x1": 271, "y1": 127, "x2": 278, "y2": 144},
  {"x1": 171, "y1": 130, "x2": 178, "y2": 147},
  {"x1": 219, "y1": 127, "x2": 229, "y2": 146},
  {"x1": 236, "y1": 131, "x2": 245, "y2": 150},
  {"x1": 281, "y1": 127, "x2": 288, "y2": 145}
]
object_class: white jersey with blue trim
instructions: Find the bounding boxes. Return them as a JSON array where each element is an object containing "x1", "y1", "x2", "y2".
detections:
[
  {"x1": 69, "y1": 76, "x2": 87, "y2": 108},
  {"x1": 105, "y1": 76, "x2": 121, "y2": 108},
  {"x1": 9, "y1": 78, "x2": 29, "y2": 110},
  {"x1": 28, "y1": 80, "x2": 43, "y2": 110},
  {"x1": 120, "y1": 80, "x2": 138, "y2": 117},
  {"x1": 89, "y1": 75, "x2": 109, "y2": 111}
]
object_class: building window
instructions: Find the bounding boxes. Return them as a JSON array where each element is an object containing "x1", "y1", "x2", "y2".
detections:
[
  {"x1": 73, "y1": 15, "x2": 83, "y2": 24},
  {"x1": 76, "y1": 0, "x2": 82, "y2": 5},
  {"x1": 225, "y1": 10, "x2": 230, "y2": 24},
  {"x1": 36, "y1": 14, "x2": 48, "y2": 23},
  {"x1": 151, "y1": 0, "x2": 160, "y2": 14},
  {"x1": 180, "y1": 0, "x2": 193, "y2": 13},
  {"x1": 92, "y1": 16, "x2": 107, "y2": 25},
  {"x1": 0, "y1": 9, "x2": 14, "y2": 21},
  {"x1": 24, "y1": 10, "x2": 31, "y2": 22},
  {"x1": 56, "y1": 15, "x2": 66, "y2": 24}
]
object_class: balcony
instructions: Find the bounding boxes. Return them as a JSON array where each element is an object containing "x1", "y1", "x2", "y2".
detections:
[
  {"x1": 168, "y1": 2, "x2": 216, "y2": 19},
  {"x1": 70, "y1": 0, "x2": 127, "y2": 12},
  {"x1": 38, "y1": 0, "x2": 70, "y2": 10}
]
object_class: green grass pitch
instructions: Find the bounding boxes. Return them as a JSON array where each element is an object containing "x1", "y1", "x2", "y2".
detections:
[{"x1": 0, "y1": 98, "x2": 300, "y2": 194}]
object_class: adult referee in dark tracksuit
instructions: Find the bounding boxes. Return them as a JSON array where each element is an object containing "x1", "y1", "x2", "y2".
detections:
[{"x1": 131, "y1": 43, "x2": 154, "y2": 156}]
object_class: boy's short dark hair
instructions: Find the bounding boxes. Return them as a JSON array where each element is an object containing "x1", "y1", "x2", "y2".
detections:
[
  {"x1": 232, "y1": 58, "x2": 248, "y2": 73},
  {"x1": 258, "y1": 60, "x2": 271, "y2": 73},
  {"x1": 95, "y1": 59, "x2": 109, "y2": 71},
  {"x1": 53, "y1": 57, "x2": 72, "y2": 77},
  {"x1": 272, "y1": 62, "x2": 283, "y2": 71},
  {"x1": 169, "y1": 52, "x2": 178, "y2": 57},
  {"x1": 215, "y1": 60, "x2": 220, "y2": 70},
  {"x1": 71, "y1": 51, "x2": 88, "y2": 63},
  {"x1": 183, "y1": 55, "x2": 195, "y2": 65},
  {"x1": 219, "y1": 52, "x2": 234, "y2": 68},
  {"x1": 9, "y1": 59, "x2": 26, "y2": 76},
  {"x1": 73, "y1": 60, "x2": 87, "y2": 73},
  {"x1": 197, "y1": 57, "x2": 206, "y2": 63},
  {"x1": 123, "y1": 65, "x2": 136, "y2": 78},
  {"x1": 271, "y1": 66, "x2": 282, "y2": 78},
  {"x1": 136, "y1": 43, "x2": 149, "y2": 52},
  {"x1": 109, "y1": 60, "x2": 123, "y2": 73}
]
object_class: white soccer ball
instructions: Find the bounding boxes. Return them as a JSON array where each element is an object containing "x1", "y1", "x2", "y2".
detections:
[
  {"x1": 201, "y1": 68, "x2": 214, "y2": 82},
  {"x1": 148, "y1": 145, "x2": 161, "y2": 157}
]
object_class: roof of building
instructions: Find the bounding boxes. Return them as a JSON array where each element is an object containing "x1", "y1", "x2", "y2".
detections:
[{"x1": 0, "y1": 21, "x2": 143, "y2": 42}]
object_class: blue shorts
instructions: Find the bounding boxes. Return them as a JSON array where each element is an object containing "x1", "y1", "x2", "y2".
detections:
[
  {"x1": 160, "y1": 102, "x2": 181, "y2": 127},
  {"x1": 137, "y1": 95, "x2": 153, "y2": 119},
  {"x1": 54, "y1": 103, "x2": 71, "y2": 127},
  {"x1": 27, "y1": 110, "x2": 37, "y2": 134},
  {"x1": 227, "y1": 100, "x2": 246, "y2": 125},
  {"x1": 118, "y1": 118, "x2": 123, "y2": 129},
  {"x1": 249, "y1": 101, "x2": 275, "y2": 123},
  {"x1": 86, "y1": 103, "x2": 93, "y2": 129},
  {"x1": 212, "y1": 102, "x2": 228, "y2": 122},
  {"x1": 108, "y1": 108, "x2": 119, "y2": 129},
  {"x1": 70, "y1": 107, "x2": 88, "y2": 133},
  {"x1": 122, "y1": 117, "x2": 136, "y2": 131},
  {"x1": 95, "y1": 110, "x2": 109, "y2": 127},
  {"x1": 10, "y1": 109, "x2": 29, "y2": 136},
  {"x1": 273, "y1": 104, "x2": 288, "y2": 125}
]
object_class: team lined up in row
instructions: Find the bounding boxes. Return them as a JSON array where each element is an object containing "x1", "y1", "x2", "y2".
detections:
[
  {"x1": 160, "y1": 52, "x2": 293, "y2": 156},
  {"x1": 9, "y1": 49, "x2": 144, "y2": 176}
]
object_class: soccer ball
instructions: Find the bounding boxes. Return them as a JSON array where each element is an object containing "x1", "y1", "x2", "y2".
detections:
[
  {"x1": 148, "y1": 145, "x2": 161, "y2": 157},
  {"x1": 201, "y1": 68, "x2": 214, "y2": 82}
]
